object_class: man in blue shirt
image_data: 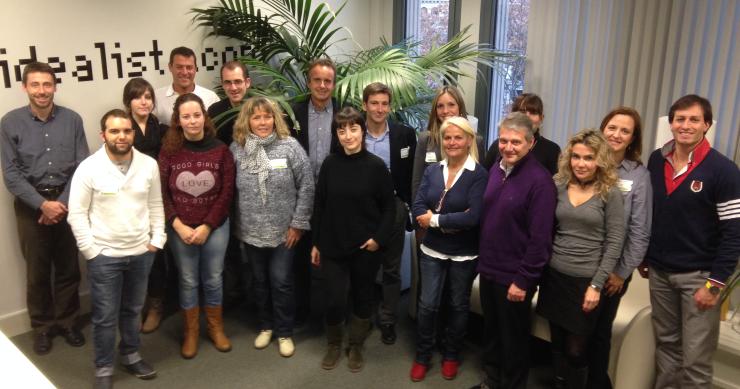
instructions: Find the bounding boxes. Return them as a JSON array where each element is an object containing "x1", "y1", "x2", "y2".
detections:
[
  {"x1": 0, "y1": 62, "x2": 89, "y2": 355},
  {"x1": 362, "y1": 82, "x2": 416, "y2": 344}
]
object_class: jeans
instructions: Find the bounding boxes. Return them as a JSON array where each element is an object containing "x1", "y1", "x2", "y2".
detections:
[
  {"x1": 415, "y1": 252, "x2": 477, "y2": 364},
  {"x1": 87, "y1": 252, "x2": 154, "y2": 376},
  {"x1": 243, "y1": 242, "x2": 295, "y2": 337},
  {"x1": 169, "y1": 221, "x2": 230, "y2": 309}
]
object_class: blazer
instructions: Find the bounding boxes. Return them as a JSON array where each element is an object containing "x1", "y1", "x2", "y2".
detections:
[
  {"x1": 386, "y1": 121, "x2": 417, "y2": 204},
  {"x1": 288, "y1": 97, "x2": 341, "y2": 155}
]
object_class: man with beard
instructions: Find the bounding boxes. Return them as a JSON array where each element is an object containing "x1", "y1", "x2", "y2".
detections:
[
  {"x1": 67, "y1": 109, "x2": 166, "y2": 389},
  {"x1": 1, "y1": 61, "x2": 88, "y2": 355}
]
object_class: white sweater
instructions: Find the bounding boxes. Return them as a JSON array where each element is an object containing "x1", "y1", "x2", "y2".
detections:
[{"x1": 67, "y1": 146, "x2": 166, "y2": 260}]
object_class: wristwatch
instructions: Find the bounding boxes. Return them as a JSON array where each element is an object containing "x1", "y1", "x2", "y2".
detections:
[
  {"x1": 705, "y1": 281, "x2": 721, "y2": 296},
  {"x1": 589, "y1": 284, "x2": 601, "y2": 292}
]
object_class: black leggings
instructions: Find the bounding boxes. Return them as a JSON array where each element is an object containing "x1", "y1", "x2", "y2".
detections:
[
  {"x1": 322, "y1": 250, "x2": 381, "y2": 325},
  {"x1": 550, "y1": 323, "x2": 589, "y2": 368}
]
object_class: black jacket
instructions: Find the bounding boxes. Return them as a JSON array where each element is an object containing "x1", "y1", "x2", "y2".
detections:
[
  {"x1": 288, "y1": 98, "x2": 341, "y2": 155},
  {"x1": 385, "y1": 121, "x2": 417, "y2": 204}
]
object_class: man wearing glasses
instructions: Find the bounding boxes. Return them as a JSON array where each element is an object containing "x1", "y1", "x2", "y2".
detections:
[{"x1": 207, "y1": 61, "x2": 251, "y2": 145}]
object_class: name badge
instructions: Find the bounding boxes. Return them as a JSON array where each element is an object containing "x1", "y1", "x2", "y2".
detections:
[
  {"x1": 425, "y1": 151, "x2": 437, "y2": 163},
  {"x1": 617, "y1": 179, "x2": 633, "y2": 192},
  {"x1": 400, "y1": 146, "x2": 410, "y2": 159},
  {"x1": 269, "y1": 158, "x2": 288, "y2": 169}
]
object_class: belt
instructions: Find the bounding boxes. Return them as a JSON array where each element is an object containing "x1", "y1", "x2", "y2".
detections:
[{"x1": 36, "y1": 185, "x2": 65, "y2": 200}]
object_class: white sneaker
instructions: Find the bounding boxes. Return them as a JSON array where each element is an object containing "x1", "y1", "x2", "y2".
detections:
[
  {"x1": 278, "y1": 337, "x2": 295, "y2": 357},
  {"x1": 254, "y1": 330, "x2": 273, "y2": 349}
]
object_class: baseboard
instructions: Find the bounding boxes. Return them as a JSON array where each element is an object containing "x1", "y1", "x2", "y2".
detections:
[{"x1": 0, "y1": 292, "x2": 91, "y2": 337}]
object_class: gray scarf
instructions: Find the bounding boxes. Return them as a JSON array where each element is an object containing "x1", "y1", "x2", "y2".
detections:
[{"x1": 242, "y1": 132, "x2": 276, "y2": 204}]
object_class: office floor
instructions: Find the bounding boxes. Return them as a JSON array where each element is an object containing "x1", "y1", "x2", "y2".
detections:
[{"x1": 11, "y1": 295, "x2": 555, "y2": 389}]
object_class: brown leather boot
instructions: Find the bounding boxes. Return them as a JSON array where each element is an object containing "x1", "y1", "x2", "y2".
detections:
[
  {"x1": 347, "y1": 316, "x2": 372, "y2": 372},
  {"x1": 181, "y1": 307, "x2": 199, "y2": 359},
  {"x1": 204, "y1": 305, "x2": 231, "y2": 352},
  {"x1": 321, "y1": 323, "x2": 343, "y2": 370},
  {"x1": 141, "y1": 297, "x2": 163, "y2": 334}
]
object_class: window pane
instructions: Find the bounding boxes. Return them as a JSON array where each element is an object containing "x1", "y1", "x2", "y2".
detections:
[
  {"x1": 489, "y1": 0, "x2": 529, "y2": 142},
  {"x1": 406, "y1": 0, "x2": 451, "y2": 56}
]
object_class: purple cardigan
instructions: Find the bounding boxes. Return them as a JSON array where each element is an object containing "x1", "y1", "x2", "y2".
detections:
[{"x1": 477, "y1": 153, "x2": 557, "y2": 290}]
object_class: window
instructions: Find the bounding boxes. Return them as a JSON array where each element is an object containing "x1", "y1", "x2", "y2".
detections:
[
  {"x1": 405, "y1": 0, "x2": 451, "y2": 56},
  {"x1": 488, "y1": 0, "x2": 530, "y2": 143}
]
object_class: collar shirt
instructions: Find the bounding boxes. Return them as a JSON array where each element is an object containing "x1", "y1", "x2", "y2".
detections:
[
  {"x1": 153, "y1": 84, "x2": 220, "y2": 124},
  {"x1": 365, "y1": 122, "x2": 391, "y2": 170},
  {"x1": 307, "y1": 100, "x2": 333, "y2": 178},
  {"x1": 613, "y1": 158, "x2": 653, "y2": 279},
  {"x1": 662, "y1": 138, "x2": 711, "y2": 195},
  {"x1": 1, "y1": 104, "x2": 89, "y2": 208}
]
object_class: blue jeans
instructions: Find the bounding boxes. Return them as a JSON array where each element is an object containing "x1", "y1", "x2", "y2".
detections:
[
  {"x1": 415, "y1": 252, "x2": 477, "y2": 364},
  {"x1": 242, "y1": 242, "x2": 295, "y2": 337},
  {"x1": 168, "y1": 221, "x2": 229, "y2": 309},
  {"x1": 87, "y1": 252, "x2": 154, "y2": 377}
]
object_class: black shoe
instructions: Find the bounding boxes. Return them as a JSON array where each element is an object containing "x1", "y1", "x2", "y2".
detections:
[
  {"x1": 59, "y1": 327, "x2": 86, "y2": 347},
  {"x1": 123, "y1": 360, "x2": 157, "y2": 380},
  {"x1": 33, "y1": 332, "x2": 53, "y2": 355},
  {"x1": 94, "y1": 375, "x2": 113, "y2": 389},
  {"x1": 379, "y1": 324, "x2": 396, "y2": 345}
]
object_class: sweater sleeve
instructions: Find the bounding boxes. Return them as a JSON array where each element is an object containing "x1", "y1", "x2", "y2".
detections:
[
  {"x1": 438, "y1": 167, "x2": 489, "y2": 230},
  {"x1": 289, "y1": 141, "x2": 314, "y2": 231},
  {"x1": 66, "y1": 161, "x2": 101, "y2": 260},
  {"x1": 147, "y1": 162, "x2": 167, "y2": 249},
  {"x1": 157, "y1": 151, "x2": 177, "y2": 224},
  {"x1": 412, "y1": 165, "x2": 433, "y2": 223},
  {"x1": 591, "y1": 188, "x2": 626, "y2": 288},
  {"x1": 372, "y1": 164, "x2": 397, "y2": 247},
  {"x1": 203, "y1": 146, "x2": 235, "y2": 228},
  {"x1": 710, "y1": 162, "x2": 740, "y2": 284},
  {"x1": 512, "y1": 177, "x2": 558, "y2": 290},
  {"x1": 613, "y1": 166, "x2": 653, "y2": 279}
]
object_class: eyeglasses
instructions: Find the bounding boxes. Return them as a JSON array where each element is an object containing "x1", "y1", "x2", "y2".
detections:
[{"x1": 435, "y1": 189, "x2": 449, "y2": 213}]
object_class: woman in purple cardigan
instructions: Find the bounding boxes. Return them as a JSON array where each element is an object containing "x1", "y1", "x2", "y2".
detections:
[{"x1": 410, "y1": 116, "x2": 488, "y2": 382}]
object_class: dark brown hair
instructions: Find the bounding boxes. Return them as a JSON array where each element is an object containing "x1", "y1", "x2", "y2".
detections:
[
  {"x1": 668, "y1": 94, "x2": 712, "y2": 125},
  {"x1": 220, "y1": 60, "x2": 249, "y2": 79},
  {"x1": 599, "y1": 106, "x2": 643, "y2": 162},
  {"x1": 512, "y1": 93, "x2": 544, "y2": 116},
  {"x1": 161, "y1": 93, "x2": 216, "y2": 153},
  {"x1": 22, "y1": 62, "x2": 56, "y2": 85},
  {"x1": 363, "y1": 82, "x2": 392, "y2": 103},
  {"x1": 169, "y1": 46, "x2": 196, "y2": 65},
  {"x1": 307, "y1": 58, "x2": 336, "y2": 82},
  {"x1": 122, "y1": 78, "x2": 156, "y2": 113},
  {"x1": 100, "y1": 109, "x2": 130, "y2": 132},
  {"x1": 333, "y1": 107, "x2": 367, "y2": 151}
]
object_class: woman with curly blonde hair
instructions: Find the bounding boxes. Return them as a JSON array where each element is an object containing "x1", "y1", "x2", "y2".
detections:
[
  {"x1": 537, "y1": 129, "x2": 625, "y2": 389},
  {"x1": 231, "y1": 97, "x2": 313, "y2": 358}
]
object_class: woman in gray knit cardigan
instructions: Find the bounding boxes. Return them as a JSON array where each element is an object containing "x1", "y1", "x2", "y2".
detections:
[{"x1": 230, "y1": 97, "x2": 314, "y2": 358}]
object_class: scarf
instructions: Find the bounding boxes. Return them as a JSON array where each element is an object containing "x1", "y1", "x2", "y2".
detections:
[{"x1": 242, "y1": 132, "x2": 276, "y2": 204}]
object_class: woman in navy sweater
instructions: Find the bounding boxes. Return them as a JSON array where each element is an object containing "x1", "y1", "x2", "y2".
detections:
[{"x1": 410, "y1": 116, "x2": 488, "y2": 382}]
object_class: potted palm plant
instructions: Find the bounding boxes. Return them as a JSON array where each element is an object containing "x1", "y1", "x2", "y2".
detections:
[{"x1": 190, "y1": 0, "x2": 523, "y2": 129}]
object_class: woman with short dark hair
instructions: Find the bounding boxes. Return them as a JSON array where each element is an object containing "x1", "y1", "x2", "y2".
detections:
[{"x1": 311, "y1": 107, "x2": 395, "y2": 372}]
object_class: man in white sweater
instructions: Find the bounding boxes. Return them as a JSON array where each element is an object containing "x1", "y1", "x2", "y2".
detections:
[{"x1": 67, "y1": 109, "x2": 166, "y2": 389}]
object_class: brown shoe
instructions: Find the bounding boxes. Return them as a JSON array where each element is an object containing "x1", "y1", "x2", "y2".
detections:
[
  {"x1": 141, "y1": 297, "x2": 163, "y2": 334},
  {"x1": 347, "y1": 316, "x2": 371, "y2": 373},
  {"x1": 204, "y1": 305, "x2": 231, "y2": 352},
  {"x1": 181, "y1": 307, "x2": 199, "y2": 359}
]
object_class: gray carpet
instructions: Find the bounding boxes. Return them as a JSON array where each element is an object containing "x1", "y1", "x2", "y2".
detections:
[{"x1": 11, "y1": 298, "x2": 553, "y2": 388}]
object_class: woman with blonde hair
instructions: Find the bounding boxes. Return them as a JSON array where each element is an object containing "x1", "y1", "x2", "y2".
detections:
[
  {"x1": 410, "y1": 116, "x2": 488, "y2": 381},
  {"x1": 231, "y1": 97, "x2": 313, "y2": 357},
  {"x1": 536, "y1": 129, "x2": 625, "y2": 389}
]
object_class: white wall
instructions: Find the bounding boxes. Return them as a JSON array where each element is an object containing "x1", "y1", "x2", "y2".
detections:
[{"x1": 0, "y1": 0, "x2": 378, "y2": 336}]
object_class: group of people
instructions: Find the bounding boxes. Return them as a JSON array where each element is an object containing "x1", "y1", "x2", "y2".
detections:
[{"x1": 1, "y1": 44, "x2": 737, "y2": 389}]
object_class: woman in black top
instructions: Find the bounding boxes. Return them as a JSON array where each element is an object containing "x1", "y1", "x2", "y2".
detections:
[
  {"x1": 483, "y1": 93, "x2": 561, "y2": 175},
  {"x1": 311, "y1": 107, "x2": 395, "y2": 373},
  {"x1": 122, "y1": 77, "x2": 169, "y2": 333}
]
